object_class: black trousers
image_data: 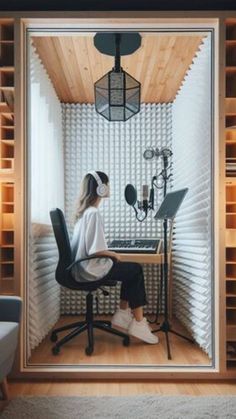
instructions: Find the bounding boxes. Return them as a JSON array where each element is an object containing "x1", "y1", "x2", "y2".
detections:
[{"x1": 105, "y1": 262, "x2": 147, "y2": 309}]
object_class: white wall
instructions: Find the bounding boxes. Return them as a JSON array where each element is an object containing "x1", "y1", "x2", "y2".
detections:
[
  {"x1": 28, "y1": 43, "x2": 64, "y2": 355},
  {"x1": 62, "y1": 103, "x2": 172, "y2": 314},
  {"x1": 172, "y1": 35, "x2": 212, "y2": 356}
]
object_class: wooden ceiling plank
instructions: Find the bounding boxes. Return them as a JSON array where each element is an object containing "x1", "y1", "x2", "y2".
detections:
[
  {"x1": 85, "y1": 38, "x2": 116, "y2": 104},
  {"x1": 160, "y1": 37, "x2": 194, "y2": 102},
  {"x1": 157, "y1": 36, "x2": 188, "y2": 103},
  {"x1": 85, "y1": 36, "x2": 108, "y2": 85},
  {"x1": 121, "y1": 42, "x2": 142, "y2": 86},
  {"x1": 56, "y1": 37, "x2": 88, "y2": 103},
  {"x1": 68, "y1": 37, "x2": 90, "y2": 103},
  {"x1": 147, "y1": 36, "x2": 177, "y2": 103},
  {"x1": 32, "y1": 34, "x2": 205, "y2": 104},
  {"x1": 100, "y1": 51, "x2": 113, "y2": 78},
  {"x1": 166, "y1": 36, "x2": 204, "y2": 102},
  {"x1": 138, "y1": 36, "x2": 159, "y2": 101},
  {"x1": 50, "y1": 37, "x2": 79, "y2": 103},
  {"x1": 72, "y1": 37, "x2": 94, "y2": 103},
  {"x1": 131, "y1": 40, "x2": 147, "y2": 85},
  {"x1": 173, "y1": 38, "x2": 203, "y2": 100},
  {"x1": 32, "y1": 37, "x2": 71, "y2": 102}
]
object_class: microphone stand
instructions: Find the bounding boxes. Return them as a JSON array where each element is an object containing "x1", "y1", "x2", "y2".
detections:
[
  {"x1": 151, "y1": 154, "x2": 194, "y2": 359},
  {"x1": 156, "y1": 155, "x2": 168, "y2": 322},
  {"x1": 148, "y1": 154, "x2": 171, "y2": 325},
  {"x1": 152, "y1": 215, "x2": 194, "y2": 360}
]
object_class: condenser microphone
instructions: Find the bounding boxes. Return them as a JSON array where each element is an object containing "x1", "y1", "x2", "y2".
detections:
[
  {"x1": 124, "y1": 184, "x2": 137, "y2": 206},
  {"x1": 161, "y1": 147, "x2": 172, "y2": 158},
  {"x1": 143, "y1": 147, "x2": 172, "y2": 161},
  {"x1": 149, "y1": 188, "x2": 154, "y2": 209},
  {"x1": 160, "y1": 148, "x2": 172, "y2": 169},
  {"x1": 142, "y1": 184, "x2": 149, "y2": 200},
  {"x1": 149, "y1": 176, "x2": 156, "y2": 210},
  {"x1": 142, "y1": 184, "x2": 149, "y2": 212}
]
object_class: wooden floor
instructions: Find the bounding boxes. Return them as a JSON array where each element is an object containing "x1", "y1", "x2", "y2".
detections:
[
  {"x1": 1, "y1": 380, "x2": 236, "y2": 414},
  {"x1": 6, "y1": 380, "x2": 236, "y2": 397},
  {"x1": 29, "y1": 315, "x2": 210, "y2": 366}
]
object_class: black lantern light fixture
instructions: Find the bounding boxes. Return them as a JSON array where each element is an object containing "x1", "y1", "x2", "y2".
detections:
[{"x1": 94, "y1": 32, "x2": 141, "y2": 122}]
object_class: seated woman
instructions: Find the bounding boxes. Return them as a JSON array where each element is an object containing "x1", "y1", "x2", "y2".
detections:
[{"x1": 71, "y1": 171, "x2": 158, "y2": 345}]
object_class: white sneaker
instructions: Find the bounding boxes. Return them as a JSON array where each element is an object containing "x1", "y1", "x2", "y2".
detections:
[
  {"x1": 111, "y1": 308, "x2": 133, "y2": 331},
  {"x1": 128, "y1": 317, "x2": 159, "y2": 344}
]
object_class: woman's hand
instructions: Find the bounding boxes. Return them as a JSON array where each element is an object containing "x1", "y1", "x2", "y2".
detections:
[
  {"x1": 111, "y1": 251, "x2": 121, "y2": 262},
  {"x1": 93, "y1": 250, "x2": 121, "y2": 262}
]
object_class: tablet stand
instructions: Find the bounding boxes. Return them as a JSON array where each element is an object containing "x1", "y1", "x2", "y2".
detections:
[{"x1": 152, "y1": 188, "x2": 195, "y2": 360}]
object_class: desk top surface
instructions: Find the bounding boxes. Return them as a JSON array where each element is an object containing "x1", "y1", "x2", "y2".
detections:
[{"x1": 119, "y1": 252, "x2": 165, "y2": 264}]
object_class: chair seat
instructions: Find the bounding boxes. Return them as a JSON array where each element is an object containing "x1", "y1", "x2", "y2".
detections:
[{"x1": 66, "y1": 277, "x2": 117, "y2": 291}]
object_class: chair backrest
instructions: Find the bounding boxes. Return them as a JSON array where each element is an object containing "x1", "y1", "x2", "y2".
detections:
[
  {"x1": 50, "y1": 208, "x2": 73, "y2": 286},
  {"x1": 50, "y1": 208, "x2": 116, "y2": 291}
]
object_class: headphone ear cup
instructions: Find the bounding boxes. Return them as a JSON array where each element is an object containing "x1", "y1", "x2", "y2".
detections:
[{"x1": 96, "y1": 184, "x2": 108, "y2": 197}]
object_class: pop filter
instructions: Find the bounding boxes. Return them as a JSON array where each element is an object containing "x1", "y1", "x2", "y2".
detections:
[{"x1": 124, "y1": 184, "x2": 137, "y2": 206}]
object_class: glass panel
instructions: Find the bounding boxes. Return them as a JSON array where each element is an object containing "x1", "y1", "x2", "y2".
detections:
[
  {"x1": 95, "y1": 88, "x2": 109, "y2": 113},
  {"x1": 95, "y1": 73, "x2": 109, "y2": 90},
  {"x1": 110, "y1": 106, "x2": 124, "y2": 121},
  {"x1": 126, "y1": 88, "x2": 140, "y2": 113},
  {"x1": 101, "y1": 107, "x2": 110, "y2": 120},
  {"x1": 110, "y1": 71, "x2": 124, "y2": 89},
  {"x1": 125, "y1": 72, "x2": 140, "y2": 89},
  {"x1": 125, "y1": 107, "x2": 134, "y2": 120},
  {"x1": 110, "y1": 89, "x2": 124, "y2": 106}
]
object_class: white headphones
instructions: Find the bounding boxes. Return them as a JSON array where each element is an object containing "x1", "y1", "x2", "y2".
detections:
[{"x1": 88, "y1": 171, "x2": 109, "y2": 197}]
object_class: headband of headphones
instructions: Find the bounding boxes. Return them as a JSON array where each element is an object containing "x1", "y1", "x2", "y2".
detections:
[{"x1": 87, "y1": 171, "x2": 109, "y2": 197}]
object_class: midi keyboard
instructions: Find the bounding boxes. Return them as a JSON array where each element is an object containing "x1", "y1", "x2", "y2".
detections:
[{"x1": 108, "y1": 239, "x2": 161, "y2": 254}]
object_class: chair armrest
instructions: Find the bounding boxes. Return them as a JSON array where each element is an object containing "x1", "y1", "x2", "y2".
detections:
[
  {"x1": 0, "y1": 296, "x2": 22, "y2": 323},
  {"x1": 66, "y1": 255, "x2": 117, "y2": 274}
]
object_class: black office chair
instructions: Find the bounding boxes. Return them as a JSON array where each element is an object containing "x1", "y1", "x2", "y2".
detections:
[{"x1": 49, "y1": 208, "x2": 130, "y2": 356}]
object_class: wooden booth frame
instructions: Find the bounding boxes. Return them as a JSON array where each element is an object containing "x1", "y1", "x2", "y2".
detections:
[{"x1": 0, "y1": 11, "x2": 231, "y2": 379}]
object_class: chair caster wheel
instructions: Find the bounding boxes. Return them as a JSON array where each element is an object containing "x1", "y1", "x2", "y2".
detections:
[
  {"x1": 123, "y1": 336, "x2": 130, "y2": 346},
  {"x1": 85, "y1": 346, "x2": 94, "y2": 356},
  {"x1": 52, "y1": 345, "x2": 60, "y2": 355},
  {"x1": 50, "y1": 332, "x2": 58, "y2": 342}
]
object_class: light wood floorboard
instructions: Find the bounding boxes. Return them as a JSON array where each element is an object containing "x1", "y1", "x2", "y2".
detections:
[
  {"x1": 29, "y1": 315, "x2": 210, "y2": 366},
  {"x1": 1, "y1": 380, "x2": 236, "y2": 413},
  {"x1": 5, "y1": 380, "x2": 236, "y2": 397}
]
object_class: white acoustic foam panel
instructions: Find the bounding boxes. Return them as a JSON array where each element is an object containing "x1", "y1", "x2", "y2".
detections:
[
  {"x1": 28, "y1": 43, "x2": 64, "y2": 355},
  {"x1": 28, "y1": 225, "x2": 60, "y2": 355},
  {"x1": 62, "y1": 103, "x2": 172, "y2": 315},
  {"x1": 172, "y1": 35, "x2": 212, "y2": 357}
]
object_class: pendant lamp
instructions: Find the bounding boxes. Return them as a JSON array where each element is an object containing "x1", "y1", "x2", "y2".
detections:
[{"x1": 94, "y1": 33, "x2": 141, "y2": 122}]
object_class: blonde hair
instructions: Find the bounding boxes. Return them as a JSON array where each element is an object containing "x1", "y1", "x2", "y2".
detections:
[{"x1": 74, "y1": 171, "x2": 109, "y2": 222}]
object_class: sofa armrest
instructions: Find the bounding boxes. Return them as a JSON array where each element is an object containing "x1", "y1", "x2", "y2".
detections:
[{"x1": 0, "y1": 296, "x2": 22, "y2": 323}]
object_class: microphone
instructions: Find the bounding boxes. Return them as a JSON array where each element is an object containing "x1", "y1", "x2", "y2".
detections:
[
  {"x1": 143, "y1": 147, "x2": 172, "y2": 160},
  {"x1": 124, "y1": 184, "x2": 137, "y2": 206},
  {"x1": 149, "y1": 176, "x2": 157, "y2": 210},
  {"x1": 142, "y1": 184, "x2": 149, "y2": 200},
  {"x1": 125, "y1": 183, "x2": 149, "y2": 222},
  {"x1": 160, "y1": 147, "x2": 173, "y2": 158},
  {"x1": 160, "y1": 148, "x2": 172, "y2": 169},
  {"x1": 141, "y1": 184, "x2": 149, "y2": 213}
]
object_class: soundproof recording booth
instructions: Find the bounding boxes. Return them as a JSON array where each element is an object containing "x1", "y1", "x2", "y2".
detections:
[{"x1": 27, "y1": 28, "x2": 213, "y2": 368}]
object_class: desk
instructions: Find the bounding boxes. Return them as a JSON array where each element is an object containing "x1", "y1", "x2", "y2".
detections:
[{"x1": 119, "y1": 252, "x2": 166, "y2": 264}]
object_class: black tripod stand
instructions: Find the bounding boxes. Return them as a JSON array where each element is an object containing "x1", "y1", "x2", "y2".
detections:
[
  {"x1": 148, "y1": 151, "x2": 172, "y2": 325},
  {"x1": 152, "y1": 189, "x2": 195, "y2": 360}
]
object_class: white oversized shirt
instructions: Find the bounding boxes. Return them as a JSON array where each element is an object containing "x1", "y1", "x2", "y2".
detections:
[{"x1": 71, "y1": 206, "x2": 113, "y2": 281}]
